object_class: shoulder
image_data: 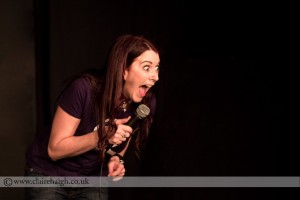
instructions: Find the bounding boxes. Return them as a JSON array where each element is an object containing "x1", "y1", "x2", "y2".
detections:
[
  {"x1": 57, "y1": 76, "x2": 97, "y2": 118},
  {"x1": 63, "y1": 75, "x2": 100, "y2": 96},
  {"x1": 63, "y1": 68, "x2": 104, "y2": 92},
  {"x1": 59, "y1": 77, "x2": 91, "y2": 102},
  {"x1": 58, "y1": 75, "x2": 98, "y2": 105}
]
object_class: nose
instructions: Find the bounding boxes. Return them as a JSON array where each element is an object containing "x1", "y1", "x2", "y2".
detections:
[{"x1": 150, "y1": 70, "x2": 159, "y2": 82}]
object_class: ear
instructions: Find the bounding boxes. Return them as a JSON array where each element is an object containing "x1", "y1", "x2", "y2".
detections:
[{"x1": 123, "y1": 69, "x2": 129, "y2": 80}]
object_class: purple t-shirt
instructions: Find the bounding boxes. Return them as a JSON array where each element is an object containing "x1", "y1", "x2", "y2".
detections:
[
  {"x1": 26, "y1": 77, "x2": 101, "y2": 176},
  {"x1": 26, "y1": 76, "x2": 156, "y2": 176}
]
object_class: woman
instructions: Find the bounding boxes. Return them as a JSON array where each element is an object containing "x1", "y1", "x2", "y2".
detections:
[{"x1": 25, "y1": 34, "x2": 160, "y2": 199}]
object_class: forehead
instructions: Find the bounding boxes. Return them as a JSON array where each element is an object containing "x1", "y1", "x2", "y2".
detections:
[{"x1": 134, "y1": 50, "x2": 160, "y2": 65}]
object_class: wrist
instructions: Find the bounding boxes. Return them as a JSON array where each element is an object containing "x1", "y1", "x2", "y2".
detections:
[
  {"x1": 93, "y1": 131, "x2": 100, "y2": 151},
  {"x1": 111, "y1": 153, "x2": 124, "y2": 164},
  {"x1": 94, "y1": 145, "x2": 100, "y2": 151}
]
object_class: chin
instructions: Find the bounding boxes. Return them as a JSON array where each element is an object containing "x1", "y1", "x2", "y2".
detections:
[
  {"x1": 133, "y1": 99, "x2": 142, "y2": 103},
  {"x1": 132, "y1": 97, "x2": 143, "y2": 103}
]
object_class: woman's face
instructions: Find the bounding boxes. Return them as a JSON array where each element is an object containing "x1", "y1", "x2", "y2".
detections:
[{"x1": 123, "y1": 50, "x2": 160, "y2": 103}]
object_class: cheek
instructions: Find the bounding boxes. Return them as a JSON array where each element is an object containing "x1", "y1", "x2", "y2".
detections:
[
  {"x1": 126, "y1": 73, "x2": 140, "y2": 85},
  {"x1": 125, "y1": 76, "x2": 136, "y2": 87},
  {"x1": 124, "y1": 79, "x2": 136, "y2": 95}
]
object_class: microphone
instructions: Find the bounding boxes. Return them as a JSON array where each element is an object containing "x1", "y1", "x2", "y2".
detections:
[
  {"x1": 106, "y1": 104, "x2": 150, "y2": 155},
  {"x1": 126, "y1": 104, "x2": 150, "y2": 127}
]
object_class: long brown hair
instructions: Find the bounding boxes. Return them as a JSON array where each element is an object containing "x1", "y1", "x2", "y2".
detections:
[{"x1": 96, "y1": 34, "x2": 159, "y2": 158}]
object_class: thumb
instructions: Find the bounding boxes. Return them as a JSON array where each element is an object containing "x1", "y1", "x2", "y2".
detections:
[
  {"x1": 115, "y1": 116, "x2": 131, "y2": 125},
  {"x1": 108, "y1": 161, "x2": 117, "y2": 175}
]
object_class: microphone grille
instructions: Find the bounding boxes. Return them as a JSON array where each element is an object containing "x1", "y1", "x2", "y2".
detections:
[{"x1": 136, "y1": 104, "x2": 150, "y2": 118}]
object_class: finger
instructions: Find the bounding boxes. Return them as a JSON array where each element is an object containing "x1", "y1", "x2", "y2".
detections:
[
  {"x1": 118, "y1": 133, "x2": 127, "y2": 141},
  {"x1": 108, "y1": 165, "x2": 122, "y2": 176},
  {"x1": 116, "y1": 129, "x2": 129, "y2": 139},
  {"x1": 108, "y1": 160, "x2": 124, "y2": 176},
  {"x1": 113, "y1": 169, "x2": 125, "y2": 177},
  {"x1": 107, "y1": 162, "x2": 116, "y2": 175},
  {"x1": 108, "y1": 167, "x2": 123, "y2": 177},
  {"x1": 111, "y1": 137, "x2": 122, "y2": 145},
  {"x1": 115, "y1": 116, "x2": 131, "y2": 125},
  {"x1": 120, "y1": 126, "x2": 133, "y2": 136},
  {"x1": 117, "y1": 170, "x2": 126, "y2": 178},
  {"x1": 120, "y1": 131, "x2": 130, "y2": 138},
  {"x1": 112, "y1": 176, "x2": 123, "y2": 181}
]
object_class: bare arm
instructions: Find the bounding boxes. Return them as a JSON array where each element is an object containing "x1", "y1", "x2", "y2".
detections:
[{"x1": 48, "y1": 106, "x2": 99, "y2": 161}]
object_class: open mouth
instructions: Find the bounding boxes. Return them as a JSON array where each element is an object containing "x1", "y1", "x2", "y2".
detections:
[
  {"x1": 139, "y1": 84, "x2": 152, "y2": 97},
  {"x1": 141, "y1": 84, "x2": 152, "y2": 89}
]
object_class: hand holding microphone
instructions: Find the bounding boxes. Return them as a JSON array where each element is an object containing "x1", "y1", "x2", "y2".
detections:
[
  {"x1": 108, "y1": 117, "x2": 133, "y2": 146},
  {"x1": 106, "y1": 104, "x2": 150, "y2": 153}
]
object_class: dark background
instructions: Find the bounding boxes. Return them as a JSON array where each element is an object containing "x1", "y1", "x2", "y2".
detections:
[{"x1": 0, "y1": 0, "x2": 297, "y2": 199}]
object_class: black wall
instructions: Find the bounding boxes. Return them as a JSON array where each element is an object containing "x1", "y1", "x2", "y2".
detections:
[
  {"x1": 0, "y1": 0, "x2": 36, "y2": 199},
  {"x1": 1, "y1": 0, "x2": 295, "y2": 199}
]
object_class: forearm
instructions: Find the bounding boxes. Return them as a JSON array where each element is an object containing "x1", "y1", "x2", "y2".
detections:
[{"x1": 48, "y1": 131, "x2": 98, "y2": 161}]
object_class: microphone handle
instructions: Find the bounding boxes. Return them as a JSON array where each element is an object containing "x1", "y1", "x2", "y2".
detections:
[
  {"x1": 125, "y1": 115, "x2": 141, "y2": 127},
  {"x1": 106, "y1": 115, "x2": 143, "y2": 153}
]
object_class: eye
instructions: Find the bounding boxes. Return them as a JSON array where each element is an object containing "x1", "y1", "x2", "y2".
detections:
[
  {"x1": 155, "y1": 66, "x2": 160, "y2": 71},
  {"x1": 143, "y1": 65, "x2": 150, "y2": 71}
]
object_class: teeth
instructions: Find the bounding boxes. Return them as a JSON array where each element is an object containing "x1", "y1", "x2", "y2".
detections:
[{"x1": 141, "y1": 85, "x2": 153, "y2": 88}]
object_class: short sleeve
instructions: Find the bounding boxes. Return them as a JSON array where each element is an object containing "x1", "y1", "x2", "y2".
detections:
[{"x1": 57, "y1": 77, "x2": 91, "y2": 119}]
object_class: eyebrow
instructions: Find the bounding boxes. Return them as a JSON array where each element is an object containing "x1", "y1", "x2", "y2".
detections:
[
  {"x1": 141, "y1": 60, "x2": 153, "y2": 64},
  {"x1": 141, "y1": 60, "x2": 160, "y2": 66}
]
